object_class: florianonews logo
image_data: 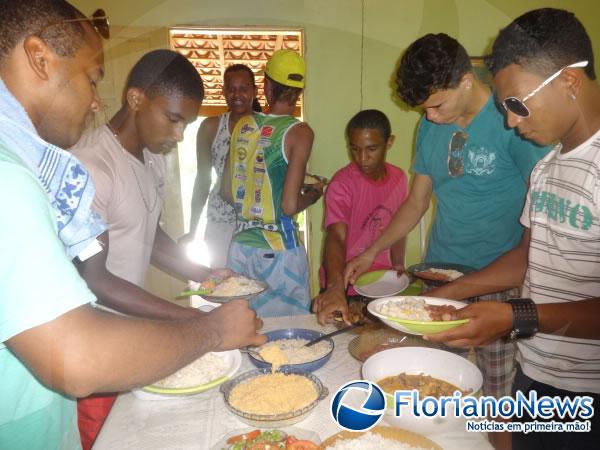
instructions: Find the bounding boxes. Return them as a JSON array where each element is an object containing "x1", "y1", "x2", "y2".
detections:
[{"x1": 330, "y1": 380, "x2": 386, "y2": 431}]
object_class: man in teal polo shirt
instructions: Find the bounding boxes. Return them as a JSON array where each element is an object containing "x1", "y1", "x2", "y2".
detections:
[{"x1": 344, "y1": 33, "x2": 550, "y2": 450}]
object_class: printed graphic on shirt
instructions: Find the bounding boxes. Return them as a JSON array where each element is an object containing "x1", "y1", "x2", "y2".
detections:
[
  {"x1": 530, "y1": 190, "x2": 596, "y2": 231},
  {"x1": 362, "y1": 205, "x2": 394, "y2": 247},
  {"x1": 465, "y1": 146, "x2": 496, "y2": 176}
]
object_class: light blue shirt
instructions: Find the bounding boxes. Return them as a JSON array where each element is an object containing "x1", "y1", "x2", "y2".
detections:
[
  {"x1": 0, "y1": 147, "x2": 94, "y2": 450},
  {"x1": 413, "y1": 94, "x2": 550, "y2": 269}
]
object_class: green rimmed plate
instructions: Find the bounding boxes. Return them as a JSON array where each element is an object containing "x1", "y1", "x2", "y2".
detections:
[
  {"x1": 354, "y1": 271, "x2": 410, "y2": 298},
  {"x1": 132, "y1": 349, "x2": 241, "y2": 400},
  {"x1": 367, "y1": 296, "x2": 469, "y2": 335}
]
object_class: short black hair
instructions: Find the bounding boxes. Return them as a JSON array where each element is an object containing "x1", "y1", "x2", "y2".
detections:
[
  {"x1": 265, "y1": 74, "x2": 301, "y2": 107},
  {"x1": 396, "y1": 33, "x2": 472, "y2": 107},
  {"x1": 346, "y1": 109, "x2": 392, "y2": 141},
  {"x1": 126, "y1": 49, "x2": 204, "y2": 102},
  {"x1": 485, "y1": 8, "x2": 595, "y2": 80},
  {"x1": 224, "y1": 64, "x2": 262, "y2": 112},
  {"x1": 224, "y1": 64, "x2": 256, "y2": 86},
  {"x1": 0, "y1": 0, "x2": 88, "y2": 66}
]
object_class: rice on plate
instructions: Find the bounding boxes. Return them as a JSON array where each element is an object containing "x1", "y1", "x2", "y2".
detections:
[
  {"x1": 153, "y1": 352, "x2": 228, "y2": 389},
  {"x1": 324, "y1": 432, "x2": 429, "y2": 450},
  {"x1": 210, "y1": 276, "x2": 265, "y2": 297},
  {"x1": 377, "y1": 297, "x2": 432, "y2": 321}
]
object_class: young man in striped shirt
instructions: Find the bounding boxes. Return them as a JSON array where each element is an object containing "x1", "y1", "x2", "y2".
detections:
[{"x1": 427, "y1": 8, "x2": 600, "y2": 450}]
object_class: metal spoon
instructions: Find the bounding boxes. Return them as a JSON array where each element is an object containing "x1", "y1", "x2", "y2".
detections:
[
  {"x1": 239, "y1": 347, "x2": 265, "y2": 361},
  {"x1": 305, "y1": 321, "x2": 366, "y2": 347}
]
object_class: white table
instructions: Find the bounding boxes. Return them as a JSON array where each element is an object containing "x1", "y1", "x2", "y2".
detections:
[{"x1": 93, "y1": 315, "x2": 493, "y2": 450}]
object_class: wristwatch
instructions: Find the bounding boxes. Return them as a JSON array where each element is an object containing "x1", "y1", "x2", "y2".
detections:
[{"x1": 507, "y1": 298, "x2": 539, "y2": 340}]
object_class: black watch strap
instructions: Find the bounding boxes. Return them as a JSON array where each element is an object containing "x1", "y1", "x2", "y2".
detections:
[{"x1": 508, "y1": 298, "x2": 539, "y2": 340}]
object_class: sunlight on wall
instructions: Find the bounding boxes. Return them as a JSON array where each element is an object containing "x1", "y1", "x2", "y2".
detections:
[{"x1": 177, "y1": 116, "x2": 215, "y2": 266}]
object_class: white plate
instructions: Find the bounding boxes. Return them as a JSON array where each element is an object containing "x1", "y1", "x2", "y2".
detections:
[
  {"x1": 131, "y1": 349, "x2": 242, "y2": 400},
  {"x1": 210, "y1": 426, "x2": 321, "y2": 450},
  {"x1": 353, "y1": 271, "x2": 410, "y2": 298}
]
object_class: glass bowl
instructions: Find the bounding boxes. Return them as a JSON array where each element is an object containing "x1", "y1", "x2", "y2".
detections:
[
  {"x1": 247, "y1": 328, "x2": 334, "y2": 372},
  {"x1": 219, "y1": 368, "x2": 328, "y2": 428}
]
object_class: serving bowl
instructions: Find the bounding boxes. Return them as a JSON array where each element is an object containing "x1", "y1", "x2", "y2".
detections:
[
  {"x1": 247, "y1": 328, "x2": 334, "y2": 372},
  {"x1": 220, "y1": 368, "x2": 328, "y2": 428},
  {"x1": 367, "y1": 296, "x2": 469, "y2": 335},
  {"x1": 362, "y1": 347, "x2": 482, "y2": 436}
]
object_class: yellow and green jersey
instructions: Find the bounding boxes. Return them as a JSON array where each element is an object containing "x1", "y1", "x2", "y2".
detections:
[{"x1": 229, "y1": 112, "x2": 301, "y2": 251}]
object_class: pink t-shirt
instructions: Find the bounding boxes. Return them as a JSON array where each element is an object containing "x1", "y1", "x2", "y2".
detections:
[{"x1": 323, "y1": 163, "x2": 408, "y2": 292}]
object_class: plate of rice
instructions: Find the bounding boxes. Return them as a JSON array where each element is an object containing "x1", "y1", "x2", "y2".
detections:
[
  {"x1": 133, "y1": 349, "x2": 242, "y2": 399},
  {"x1": 321, "y1": 426, "x2": 441, "y2": 450},
  {"x1": 201, "y1": 276, "x2": 268, "y2": 303},
  {"x1": 367, "y1": 296, "x2": 469, "y2": 335},
  {"x1": 407, "y1": 262, "x2": 475, "y2": 287}
]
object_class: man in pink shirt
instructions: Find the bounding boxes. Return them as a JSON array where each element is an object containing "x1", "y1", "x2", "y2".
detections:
[{"x1": 313, "y1": 109, "x2": 408, "y2": 324}]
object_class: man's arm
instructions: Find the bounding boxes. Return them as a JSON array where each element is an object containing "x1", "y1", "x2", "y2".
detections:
[
  {"x1": 6, "y1": 299, "x2": 265, "y2": 398},
  {"x1": 390, "y1": 237, "x2": 407, "y2": 272},
  {"x1": 281, "y1": 122, "x2": 319, "y2": 216},
  {"x1": 180, "y1": 117, "x2": 219, "y2": 245},
  {"x1": 151, "y1": 225, "x2": 216, "y2": 281},
  {"x1": 77, "y1": 232, "x2": 199, "y2": 320},
  {"x1": 313, "y1": 222, "x2": 350, "y2": 325},
  {"x1": 344, "y1": 174, "x2": 433, "y2": 285},
  {"x1": 428, "y1": 228, "x2": 530, "y2": 300}
]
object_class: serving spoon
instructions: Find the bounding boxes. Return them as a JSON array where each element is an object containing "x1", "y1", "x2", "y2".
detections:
[{"x1": 305, "y1": 320, "x2": 366, "y2": 347}]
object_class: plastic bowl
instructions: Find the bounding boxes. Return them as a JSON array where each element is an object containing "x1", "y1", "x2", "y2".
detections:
[
  {"x1": 362, "y1": 347, "x2": 482, "y2": 436},
  {"x1": 247, "y1": 328, "x2": 334, "y2": 372},
  {"x1": 367, "y1": 296, "x2": 469, "y2": 335},
  {"x1": 220, "y1": 368, "x2": 328, "y2": 428}
]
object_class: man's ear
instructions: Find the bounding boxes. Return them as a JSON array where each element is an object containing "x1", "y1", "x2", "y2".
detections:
[
  {"x1": 126, "y1": 87, "x2": 145, "y2": 111},
  {"x1": 22, "y1": 35, "x2": 54, "y2": 81},
  {"x1": 386, "y1": 134, "x2": 396, "y2": 150},
  {"x1": 561, "y1": 66, "x2": 584, "y2": 100}
]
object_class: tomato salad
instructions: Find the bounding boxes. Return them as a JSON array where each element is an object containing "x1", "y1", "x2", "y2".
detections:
[{"x1": 224, "y1": 429, "x2": 318, "y2": 450}]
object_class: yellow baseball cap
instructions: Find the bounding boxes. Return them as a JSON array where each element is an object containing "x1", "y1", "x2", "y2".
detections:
[{"x1": 265, "y1": 49, "x2": 305, "y2": 88}]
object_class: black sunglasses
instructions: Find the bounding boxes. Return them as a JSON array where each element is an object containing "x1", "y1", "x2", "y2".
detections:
[
  {"x1": 38, "y1": 8, "x2": 110, "y2": 40},
  {"x1": 501, "y1": 61, "x2": 588, "y2": 118}
]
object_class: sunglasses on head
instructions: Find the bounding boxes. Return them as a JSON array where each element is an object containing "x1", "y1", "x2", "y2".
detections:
[
  {"x1": 501, "y1": 60, "x2": 588, "y2": 118},
  {"x1": 38, "y1": 8, "x2": 110, "y2": 40},
  {"x1": 448, "y1": 130, "x2": 467, "y2": 178}
]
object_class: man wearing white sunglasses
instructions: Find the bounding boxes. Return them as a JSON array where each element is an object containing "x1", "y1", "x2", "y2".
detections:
[{"x1": 426, "y1": 8, "x2": 600, "y2": 450}]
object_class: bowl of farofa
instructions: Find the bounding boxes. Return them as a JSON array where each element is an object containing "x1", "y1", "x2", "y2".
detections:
[{"x1": 220, "y1": 368, "x2": 328, "y2": 427}]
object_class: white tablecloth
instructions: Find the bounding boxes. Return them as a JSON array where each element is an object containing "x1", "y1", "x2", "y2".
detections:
[{"x1": 93, "y1": 315, "x2": 493, "y2": 450}]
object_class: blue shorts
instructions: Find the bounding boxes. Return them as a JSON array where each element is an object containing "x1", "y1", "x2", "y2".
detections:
[{"x1": 227, "y1": 242, "x2": 311, "y2": 317}]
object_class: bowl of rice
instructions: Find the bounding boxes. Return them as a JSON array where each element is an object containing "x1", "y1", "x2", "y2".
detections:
[
  {"x1": 247, "y1": 328, "x2": 334, "y2": 372},
  {"x1": 367, "y1": 296, "x2": 469, "y2": 335},
  {"x1": 133, "y1": 349, "x2": 241, "y2": 399},
  {"x1": 220, "y1": 368, "x2": 328, "y2": 428}
]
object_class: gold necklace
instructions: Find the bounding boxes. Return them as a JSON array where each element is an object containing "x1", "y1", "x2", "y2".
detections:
[{"x1": 106, "y1": 123, "x2": 159, "y2": 213}]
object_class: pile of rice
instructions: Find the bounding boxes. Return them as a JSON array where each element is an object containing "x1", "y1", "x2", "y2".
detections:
[
  {"x1": 425, "y1": 268, "x2": 463, "y2": 280},
  {"x1": 211, "y1": 276, "x2": 264, "y2": 297},
  {"x1": 153, "y1": 352, "x2": 227, "y2": 389},
  {"x1": 378, "y1": 297, "x2": 432, "y2": 321},
  {"x1": 325, "y1": 432, "x2": 427, "y2": 450},
  {"x1": 259, "y1": 338, "x2": 331, "y2": 365}
]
